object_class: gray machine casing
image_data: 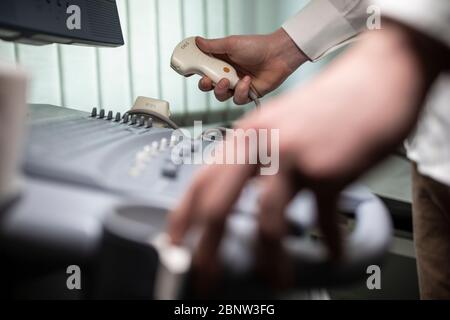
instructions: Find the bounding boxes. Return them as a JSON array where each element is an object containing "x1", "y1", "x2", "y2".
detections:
[{"x1": 0, "y1": 104, "x2": 391, "y2": 299}]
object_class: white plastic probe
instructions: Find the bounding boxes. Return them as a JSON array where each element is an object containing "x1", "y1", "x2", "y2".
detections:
[{"x1": 171, "y1": 37, "x2": 260, "y2": 107}]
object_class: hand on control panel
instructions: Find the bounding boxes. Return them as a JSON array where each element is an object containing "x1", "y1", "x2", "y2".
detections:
[{"x1": 168, "y1": 25, "x2": 431, "y2": 296}]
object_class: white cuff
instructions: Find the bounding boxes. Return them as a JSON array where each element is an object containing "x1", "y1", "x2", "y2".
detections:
[{"x1": 282, "y1": 0, "x2": 358, "y2": 61}]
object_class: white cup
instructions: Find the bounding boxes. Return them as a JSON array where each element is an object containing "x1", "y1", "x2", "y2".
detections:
[{"x1": 0, "y1": 60, "x2": 27, "y2": 207}]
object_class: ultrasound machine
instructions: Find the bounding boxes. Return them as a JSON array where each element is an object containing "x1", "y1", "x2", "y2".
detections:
[{"x1": 0, "y1": 0, "x2": 395, "y2": 299}]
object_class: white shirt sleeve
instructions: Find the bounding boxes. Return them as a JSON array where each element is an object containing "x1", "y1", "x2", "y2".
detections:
[
  {"x1": 282, "y1": 0, "x2": 369, "y2": 61},
  {"x1": 375, "y1": 0, "x2": 450, "y2": 50},
  {"x1": 282, "y1": 0, "x2": 450, "y2": 62}
]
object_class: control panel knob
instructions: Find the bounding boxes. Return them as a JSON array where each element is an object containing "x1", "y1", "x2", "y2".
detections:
[
  {"x1": 170, "y1": 134, "x2": 178, "y2": 147},
  {"x1": 145, "y1": 117, "x2": 153, "y2": 128},
  {"x1": 161, "y1": 161, "x2": 178, "y2": 179},
  {"x1": 160, "y1": 138, "x2": 168, "y2": 151}
]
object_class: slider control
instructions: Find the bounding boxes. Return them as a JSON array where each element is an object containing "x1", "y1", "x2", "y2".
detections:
[
  {"x1": 91, "y1": 107, "x2": 97, "y2": 117},
  {"x1": 123, "y1": 114, "x2": 129, "y2": 123},
  {"x1": 115, "y1": 112, "x2": 121, "y2": 122},
  {"x1": 99, "y1": 109, "x2": 105, "y2": 119},
  {"x1": 107, "y1": 110, "x2": 113, "y2": 120},
  {"x1": 131, "y1": 115, "x2": 137, "y2": 125}
]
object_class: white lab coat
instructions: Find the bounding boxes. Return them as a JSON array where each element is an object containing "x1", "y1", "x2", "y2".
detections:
[{"x1": 282, "y1": 0, "x2": 450, "y2": 186}]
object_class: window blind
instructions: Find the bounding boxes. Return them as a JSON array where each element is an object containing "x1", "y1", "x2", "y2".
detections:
[{"x1": 0, "y1": 0, "x2": 331, "y2": 121}]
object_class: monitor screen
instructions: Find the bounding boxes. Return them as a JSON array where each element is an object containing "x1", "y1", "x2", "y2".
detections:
[{"x1": 0, "y1": 0, "x2": 124, "y2": 47}]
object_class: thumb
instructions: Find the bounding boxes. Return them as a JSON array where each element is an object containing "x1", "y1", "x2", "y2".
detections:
[{"x1": 196, "y1": 36, "x2": 230, "y2": 55}]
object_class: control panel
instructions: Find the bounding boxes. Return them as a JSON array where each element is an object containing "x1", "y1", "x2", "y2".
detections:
[
  {"x1": 0, "y1": 104, "x2": 392, "y2": 299},
  {"x1": 24, "y1": 106, "x2": 196, "y2": 203}
]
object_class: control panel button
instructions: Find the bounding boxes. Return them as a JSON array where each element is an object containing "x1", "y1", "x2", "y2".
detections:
[
  {"x1": 139, "y1": 116, "x2": 145, "y2": 127},
  {"x1": 170, "y1": 134, "x2": 178, "y2": 147},
  {"x1": 135, "y1": 150, "x2": 150, "y2": 163},
  {"x1": 161, "y1": 161, "x2": 178, "y2": 179},
  {"x1": 160, "y1": 138, "x2": 168, "y2": 151},
  {"x1": 151, "y1": 141, "x2": 159, "y2": 150}
]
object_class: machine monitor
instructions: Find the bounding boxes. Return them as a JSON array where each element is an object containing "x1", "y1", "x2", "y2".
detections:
[{"x1": 0, "y1": 0, "x2": 124, "y2": 47}]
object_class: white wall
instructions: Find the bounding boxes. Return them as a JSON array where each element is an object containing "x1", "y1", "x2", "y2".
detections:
[{"x1": 0, "y1": 0, "x2": 330, "y2": 117}]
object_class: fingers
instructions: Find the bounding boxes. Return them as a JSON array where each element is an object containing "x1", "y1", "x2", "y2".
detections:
[
  {"x1": 233, "y1": 76, "x2": 252, "y2": 105},
  {"x1": 316, "y1": 192, "x2": 342, "y2": 261},
  {"x1": 214, "y1": 79, "x2": 233, "y2": 102},
  {"x1": 198, "y1": 76, "x2": 253, "y2": 104},
  {"x1": 196, "y1": 36, "x2": 230, "y2": 55},
  {"x1": 168, "y1": 172, "x2": 206, "y2": 245},
  {"x1": 198, "y1": 76, "x2": 213, "y2": 92},
  {"x1": 187, "y1": 163, "x2": 256, "y2": 295},
  {"x1": 195, "y1": 36, "x2": 258, "y2": 105},
  {"x1": 258, "y1": 173, "x2": 296, "y2": 242},
  {"x1": 257, "y1": 172, "x2": 297, "y2": 290},
  {"x1": 169, "y1": 160, "x2": 255, "y2": 242},
  {"x1": 198, "y1": 77, "x2": 233, "y2": 102},
  {"x1": 169, "y1": 130, "x2": 258, "y2": 245},
  {"x1": 191, "y1": 202, "x2": 227, "y2": 296}
]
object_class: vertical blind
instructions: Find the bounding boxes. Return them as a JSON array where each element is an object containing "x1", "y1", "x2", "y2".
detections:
[{"x1": 0, "y1": 0, "x2": 331, "y2": 118}]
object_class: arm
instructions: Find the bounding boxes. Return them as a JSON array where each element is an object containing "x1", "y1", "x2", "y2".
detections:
[
  {"x1": 197, "y1": 0, "x2": 368, "y2": 104},
  {"x1": 168, "y1": 2, "x2": 450, "y2": 294},
  {"x1": 170, "y1": 21, "x2": 445, "y2": 295}
]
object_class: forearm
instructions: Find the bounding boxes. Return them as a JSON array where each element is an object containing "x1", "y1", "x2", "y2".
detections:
[
  {"x1": 352, "y1": 22, "x2": 448, "y2": 181},
  {"x1": 297, "y1": 23, "x2": 435, "y2": 177},
  {"x1": 360, "y1": 24, "x2": 431, "y2": 144}
]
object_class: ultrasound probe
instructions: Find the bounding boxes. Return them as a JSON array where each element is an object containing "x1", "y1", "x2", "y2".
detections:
[{"x1": 171, "y1": 37, "x2": 261, "y2": 108}]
